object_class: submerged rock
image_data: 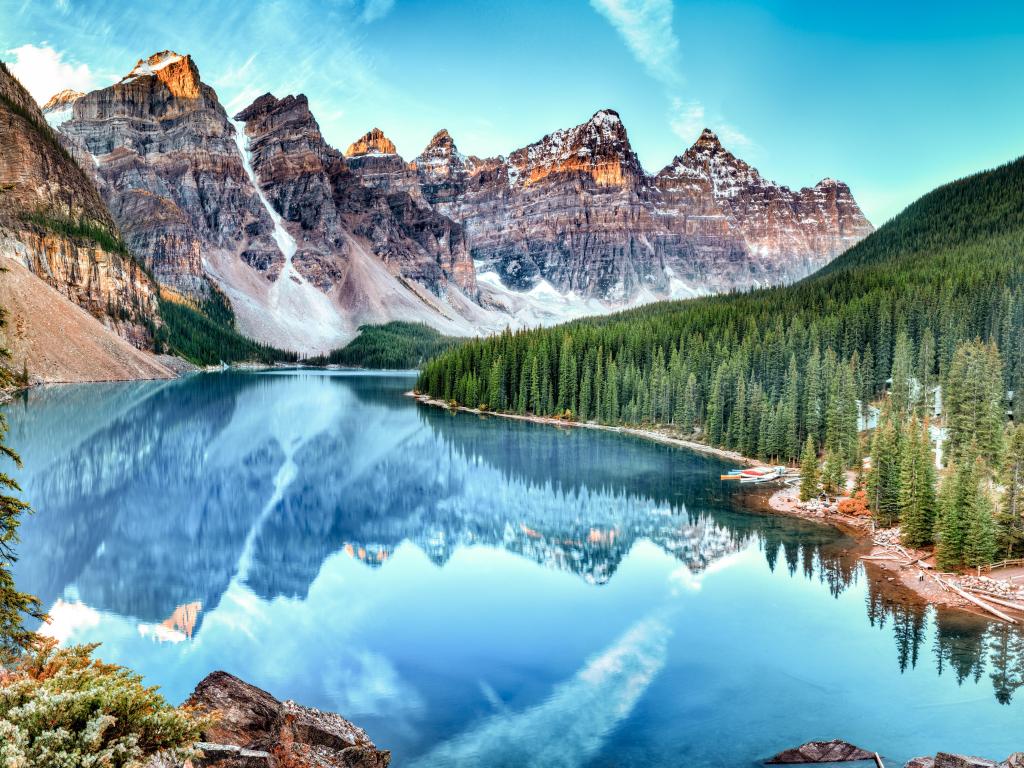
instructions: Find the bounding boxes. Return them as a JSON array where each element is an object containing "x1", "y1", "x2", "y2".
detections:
[
  {"x1": 167, "y1": 670, "x2": 391, "y2": 768},
  {"x1": 934, "y1": 755, "x2": 997, "y2": 768},
  {"x1": 766, "y1": 739, "x2": 875, "y2": 763}
]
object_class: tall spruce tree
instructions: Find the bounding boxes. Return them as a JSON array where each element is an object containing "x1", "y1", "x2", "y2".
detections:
[
  {"x1": 944, "y1": 340, "x2": 1006, "y2": 467},
  {"x1": 799, "y1": 435, "x2": 820, "y2": 502},
  {"x1": 998, "y1": 424, "x2": 1024, "y2": 558},
  {"x1": 936, "y1": 447, "x2": 990, "y2": 571},
  {"x1": 867, "y1": 409, "x2": 902, "y2": 527},
  {"x1": 890, "y1": 330, "x2": 915, "y2": 416},
  {"x1": 898, "y1": 418, "x2": 938, "y2": 548}
]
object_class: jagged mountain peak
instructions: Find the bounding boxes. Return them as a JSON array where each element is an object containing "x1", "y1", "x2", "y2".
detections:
[
  {"x1": 694, "y1": 127, "x2": 722, "y2": 150},
  {"x1": 429, "y1": 128, "x2": 453, "y2": 143},
  {"x1": 42, "y1": 89, "x2": 84, "y2": 111},
  {"x1": 506, "y1": 107, "x2": 640, "y2": 188},
  {"x1": 234, "y1": 92, "x2": 311, "y2": 123},
  {"x1": 118, "y1": 50, "x2": 201, "y2": 98},
  {"x1": 41, "y1": 88, "x2": 84, "y2": 127},
  {"x1": 589, "y1": 108, "x2": 622, "y2": 127},
  {"x1": 417, "y1": 128, "x2": 465, "y2": 164},
  {"x1": 345, "y1": 127, "x2": 397, "y2": 157}
]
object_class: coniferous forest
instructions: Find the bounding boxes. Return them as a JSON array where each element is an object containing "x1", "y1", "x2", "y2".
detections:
[{"x1": 418, "y1": 155, "x2": 1024, "y2": 568}]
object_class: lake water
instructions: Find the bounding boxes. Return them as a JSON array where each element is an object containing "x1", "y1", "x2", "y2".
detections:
[{"x1": 6, "y1": 371, "x2": 1023, "y2": 766}]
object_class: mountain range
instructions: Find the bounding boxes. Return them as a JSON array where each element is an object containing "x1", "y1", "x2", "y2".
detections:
[{"x1": 1, "y1": 50, "x2": 872, "y2": 376}]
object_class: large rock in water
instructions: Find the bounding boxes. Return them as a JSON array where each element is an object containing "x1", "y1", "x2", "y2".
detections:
[
  {"x1": 177, "y1": 671, "x2": 390, "y2": 768},
  {"x1": 765, "y1": 739, "x2": 875, "y2": 763},
  {"x1": 933, "y1": 755, "x2": 997, "y2": 768}
]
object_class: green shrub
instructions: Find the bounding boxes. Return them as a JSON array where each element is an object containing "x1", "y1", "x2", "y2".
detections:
[{"x1": 0, "y1": 640, "x2": 206, "y2": 767}]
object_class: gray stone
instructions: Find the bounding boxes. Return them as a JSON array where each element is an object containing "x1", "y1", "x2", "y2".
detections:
[
  {"x1": 935, "y1": 754, "x2": 997, "y2": 768},
  {"x1": 765, "y1": 739, "x2": 875, "y2": 763}
]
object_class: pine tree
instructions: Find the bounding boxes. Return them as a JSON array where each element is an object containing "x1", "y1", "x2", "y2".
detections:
[
  {"x1": 945, "y1": 340, "x2": 1006, "y2": 467},
  {"x1": 917, "y1": 328, "x2": 936, "y2": 417},
  {"x1": 867, "y1": 409, "x2": 901, "y2": 527},
  {"x1": 890, "y1": 330, "x2": 915, "y2": 416},
  {"x1": 899, "y1": 419, "x2": 938, "y2": 548},
  {"x1": 998, "y1": 424, "x2": 1024, "y2": 558},
  {"x1": 799, "y1": 435, "x2": 820, "y2": 502},
  {"x1": 965, "y1": 481, "x2": 998, "y2": 568},
  {"x1": 936, "y1": 448, "x2": 988, "y2": 571},
  {"x1": 822, "y1": 448, "x2": 844, "y2": 495},
  {"x1": 0, "y1": 339, "x2": 45, "y2": 659}
]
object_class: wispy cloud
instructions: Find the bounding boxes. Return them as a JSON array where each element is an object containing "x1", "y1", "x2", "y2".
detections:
[
  {"x1": 361, "y1": 0, "x2": 394, "y2": 24},
  {"x1": 668, "y1": 97, "x2": 704, "y2": 142},
  {"x1": 409, "y1": 613, "x2": 672, "y2": 768},
  {"x1": 591, "y1": 0, "x2": 752, "y2": 150},
  {"x1": 589, "y1": 0, "x2": 679, "y2": 86},
  {"x1": 5, "y1": 42, "x2": 98, "y2": 103}
]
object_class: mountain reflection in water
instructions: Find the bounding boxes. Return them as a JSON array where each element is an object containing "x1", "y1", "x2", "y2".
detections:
[{"x1": 7, "y1": 371, "x2": 1024, "y2": 766}]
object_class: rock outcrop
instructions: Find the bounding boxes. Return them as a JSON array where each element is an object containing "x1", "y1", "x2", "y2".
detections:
[
  {"x1": 0, "y1": 59, "x2": 160, "y2": 357},
  {"x1": 654, "y1": 128, "x2": 874, "y2": 283},
  {"x1": 765, "y1": 739, "x2": 875, "y2": 763},
  {"x1": 176, "y1": 671, "x2": 390, "y2": 768}
]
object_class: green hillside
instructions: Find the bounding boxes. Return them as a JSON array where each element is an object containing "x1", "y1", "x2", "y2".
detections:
[
  {"x1": 417, "y1": 155, "x2": 1024, "y2": 466},
  {"x1": 308, "y1": 322, "x2": 464, "y2": 369}
]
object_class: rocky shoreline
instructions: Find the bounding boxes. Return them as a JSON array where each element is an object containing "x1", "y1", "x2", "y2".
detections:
[
  {"x1": 149, "y1": 671, "x2": 390, "y2": 768},
  {"x1": 155, "y1": 677, "x2": 1019, "y2": 768},
  {"x1": 409, "y1": 392, "x2": 1024, "y2": 625}
]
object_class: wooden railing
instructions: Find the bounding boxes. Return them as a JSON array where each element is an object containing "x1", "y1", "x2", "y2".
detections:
[{"x1": 983, "y1": 558, "x2": 1024, "y2": 572}]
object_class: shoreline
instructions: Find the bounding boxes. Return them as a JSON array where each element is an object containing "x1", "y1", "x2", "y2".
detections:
[
  {"x1": 409, "y1": 391, "x2": 1024, "y2": 625},
  {"x1": 406, "y1": 391, "x2": 764, "y2": 467}
]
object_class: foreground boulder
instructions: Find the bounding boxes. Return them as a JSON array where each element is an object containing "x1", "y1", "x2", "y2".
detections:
[
  {"x1": 154, "y1": 671, "x2": 390, "y2": 767},
  {"x1": 933, "y1": 755, "x2": 996, "y2": 768},
  {"x1": 766, "y1": 740, "x2": 875, "y2": 763},
  {"x1": 906, "y1": 754, "x2": 1024, "y2": 768}
]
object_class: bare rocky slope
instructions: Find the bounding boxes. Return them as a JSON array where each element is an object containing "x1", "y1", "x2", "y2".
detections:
[{"x1": 0, "y1": 59, "x2": 171, "y2": 382}]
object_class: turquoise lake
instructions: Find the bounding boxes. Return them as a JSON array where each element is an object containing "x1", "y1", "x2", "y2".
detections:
[{"x1": 6, "y1": 370, "x2": 1023, "y2": 766}]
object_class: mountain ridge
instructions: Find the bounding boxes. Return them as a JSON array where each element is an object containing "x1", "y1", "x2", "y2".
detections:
[{"x1": 25, "y1": 49, "x2": 874, "y2": 355}]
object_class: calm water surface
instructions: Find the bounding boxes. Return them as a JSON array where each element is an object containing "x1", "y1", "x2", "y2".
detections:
[{"x1": 6, "y1": 371, "x2": 1023, "y2": 766}]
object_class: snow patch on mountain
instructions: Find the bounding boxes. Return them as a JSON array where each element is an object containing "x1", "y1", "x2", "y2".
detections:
[{"x1": 231, "y1": 120, "x2": 348, "y2": 355}]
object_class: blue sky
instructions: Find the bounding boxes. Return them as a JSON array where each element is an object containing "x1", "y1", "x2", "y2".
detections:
[{"x1": 2, "y1": 0, "x2": 1022, "y2": 224}]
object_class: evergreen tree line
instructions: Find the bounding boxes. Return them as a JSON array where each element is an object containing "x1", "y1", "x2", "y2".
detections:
[
  {"x1": 155, "y1": 294, "x2": 298, "y2": 366},
  {"x1": 306, "y1": 322, "x2": 463, "y2": 369},
  {"x1": 417, "y1": 157, "x2": 1024, "y2": 569}
]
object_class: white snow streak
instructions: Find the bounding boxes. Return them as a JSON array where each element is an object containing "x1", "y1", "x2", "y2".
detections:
[{"x1": 231, "y1": 120, "x2": 346, "y2": 355}]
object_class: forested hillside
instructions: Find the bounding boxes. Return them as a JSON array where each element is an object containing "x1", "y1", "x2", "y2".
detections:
[
  {"x1": 307, "y1": 322, "x2": 462, "y2": 369},
  {"x1": 420, "y1": 155, "x2": 1024, "y2": 437}
]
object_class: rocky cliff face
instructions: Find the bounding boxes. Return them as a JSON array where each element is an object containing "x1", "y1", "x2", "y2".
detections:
[
  {"x1": 0, "y1": 60, "x2": 160, "y2": 351},
  {"x1": 407, "y1": 112, "x2": 873, "y2": 300},
  {"x1": 235, "y1": 93, "x2": 477, "y2": 302},
  {"x1": 654, "y1": 128, "x2": 874, "y2": 282},
  {"x1": 51, "y1": 52, "x2": 487, "y2": 354},
  {"x1": 59, "y1": 51, "x2": 283, "y2": 298},
  {"x1": 36, "y1": 50, "x2": 872, "y2": 351}
]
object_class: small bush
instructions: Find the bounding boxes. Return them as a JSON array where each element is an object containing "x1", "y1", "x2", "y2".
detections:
[{"x1": 0, "y1": 640, "x2": 206, "y2": 768}]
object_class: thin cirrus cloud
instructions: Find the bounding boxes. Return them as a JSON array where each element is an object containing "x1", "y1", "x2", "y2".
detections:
[
  {"x1": 588, "y1": 0, "x2": 680, "y2": 86},
  {"x1": 5, "y1": 43, "x2": 98, "y2": 103},
  {"x1": 590, "y1": 0, "x2": 750, "y2": 148}
]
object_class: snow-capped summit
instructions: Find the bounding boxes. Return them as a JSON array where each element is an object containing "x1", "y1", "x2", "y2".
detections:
[
  {"x1": 121, "y1": 51, "x2": 184, "y2": 81},
  {"x1": 344, "y1": 127, "x2": 397, "y2": 157},
  {"x1": 505, "y1": 107, "x2": 642, "y2": 189},
  {"x1": 41, "y1": 88, "x2": 84, "y2": 126}
]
